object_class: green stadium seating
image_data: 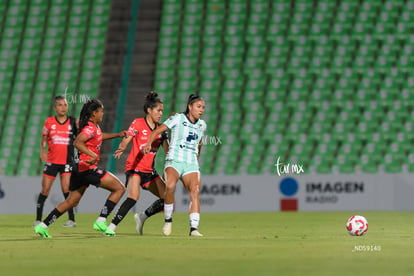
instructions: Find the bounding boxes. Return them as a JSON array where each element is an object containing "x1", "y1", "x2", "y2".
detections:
[
  {"x1": 152, "y1": 0, "x2": 414, "y2": 174},
  {"x1": 8, "y1": 0, "x2": 411, "y2": 176},
  {"x1": 0, "y1": 0, "x2": 109, "y2": 175}
]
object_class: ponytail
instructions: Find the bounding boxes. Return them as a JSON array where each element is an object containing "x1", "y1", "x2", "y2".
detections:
[
  {"x1": 143, "y1": 91, "x2": 162, "y2": 114},
  {"x1": 79, "y1": 99, "x2": 103, "y2": 130}
]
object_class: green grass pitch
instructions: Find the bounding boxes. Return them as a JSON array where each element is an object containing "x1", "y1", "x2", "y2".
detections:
[{"x1": 0, "y1": 211, "x2": 413, "y2": 276}]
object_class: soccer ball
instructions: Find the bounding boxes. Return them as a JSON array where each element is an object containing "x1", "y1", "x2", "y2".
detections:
[{"x1": 346, "y1": 215, "x2": 368, "y2": 236}]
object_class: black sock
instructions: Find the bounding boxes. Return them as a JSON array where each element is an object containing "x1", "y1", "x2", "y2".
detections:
[
  {"x1": 64, "y1": 192, "x2": 75, "y2": 221},
  {"x1": 36, "y1": 193, "x2": 48, "y2": 221},
  {"x1": 44, "y1": 208, "x2": 63, "y2": 226},
  {"x1": 99, "y1": 199, "x2": 117, "y2": 218},
  {"x1": 144, "y1": 199, "x2": 164, "y2": 218},
  {"x1": 111, "y1": 198, "x2": 136, "y2": 225}
]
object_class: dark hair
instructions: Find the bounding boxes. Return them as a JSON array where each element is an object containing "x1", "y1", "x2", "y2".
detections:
[
  {"x1": 54, "y1": 95, "x2": 66, "y2": 106},
  {"x1": 79, "y1": 99, "x2": 103, "y2": 130},
  {"x1": 185, "y1": 94, "x2": 203, "y2": 114},
  {"x1": 143, "y1": 91, "x2": 162, "y2": 114}
]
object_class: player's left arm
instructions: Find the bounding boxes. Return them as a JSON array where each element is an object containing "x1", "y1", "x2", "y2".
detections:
[
  {"x1": 102, "y1": 131, "x2": 127, "y2": 141},
  {"x1": 161, "y1": 131, "x2": 169, "y2": 154},
  {"x1": 74, "y1": 133, "x2": 98, "y2": 165},
  {"x1": 114, "y1": 135, "x2": 133, "y2": 159},
  {"x1": 198, "y1": 122, "x2": 207, "y2": 160},
  {"x1": 162, "y1": 139, "x2": 169, "y2": 154},
  {"x1": 197, "y1": 140, "x2": 203, "y2": 160}
]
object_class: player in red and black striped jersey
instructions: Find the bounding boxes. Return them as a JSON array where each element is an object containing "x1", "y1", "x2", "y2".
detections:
[
  {"x1": 34, "y1": 96, "x2": 78, "y2": 228},
  {"x1": 109, "y1": 91, "x2": 168, "y2": 235},
  {"x1": 34, "y1": 99, "x2": 127, "y2": 238}
]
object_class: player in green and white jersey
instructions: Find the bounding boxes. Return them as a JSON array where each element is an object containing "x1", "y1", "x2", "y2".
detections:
[{"x1": 144, "y1": 94, "x2": 206, "y2": 237}]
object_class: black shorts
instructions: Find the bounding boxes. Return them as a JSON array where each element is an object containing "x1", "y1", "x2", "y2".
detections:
[
  {"x1": 69, "y1": 167, "x2": 109, "y2": 191},
  {"x1": 125, "y1": 170, "x2": 160, "y2": 190},
  {"x1": 43, "y1": 163, "x2": 72, "y2": 178}
]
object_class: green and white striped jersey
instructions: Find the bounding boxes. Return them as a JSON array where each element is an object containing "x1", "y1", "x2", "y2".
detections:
[{"x1": 163, "y1": 113, "x2": 207, "y2": 164}]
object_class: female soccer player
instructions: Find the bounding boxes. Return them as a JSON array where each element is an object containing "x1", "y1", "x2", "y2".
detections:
[
  {"x1": 144, "y1": 94, "x2": 206, "y2": 237},
  {"x1": 109, "y1": 91, "x2": 168, "y2": 235},
  {"x1": 34, "y1": 96, "x2": 78, "y2": 228},
  {"x1": 34, "y1": 99, "x2": 126, "y2": 238}
]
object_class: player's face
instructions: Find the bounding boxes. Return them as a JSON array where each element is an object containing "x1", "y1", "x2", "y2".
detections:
[
  {"x1": 54, "y1": 99, "x2": 68, "y2": 116},
  {"x1": 189, "y1": 100, "x2": 205, "y2": 119},
  {"x1": 92, "y1": 107, "x2": 104, "y2": 123},
  {"x1": 149, "y1": 103, "x2": 163, "y2": 123}
]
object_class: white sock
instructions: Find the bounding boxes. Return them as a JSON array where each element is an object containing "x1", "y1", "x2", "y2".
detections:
[
  {"x1": 108, "y1": 223, "x2": 116, "y2": 232},
  {"x1": 40, "y1": 222, "x2": 48, "y2": 228},
  {"x1": 96, "y1": 217, "x2": 106, "y2": 223},
  {"x1": 164, "y1": 203, "x2": 174, "y2": 220},
  {"x1": 189, "y1": 213, "x2": 200, "y2": 229},
  {"x1": 140, "y1": 212, "x2": 148, "y2": 221}
]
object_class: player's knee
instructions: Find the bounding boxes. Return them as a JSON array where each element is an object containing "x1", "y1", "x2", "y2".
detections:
[
  {"x1": 117, "y1": 184, "x2": 126, "y2": 194},
  {"x1": 188, "y1": 184, "x2": 200, "y2": 198},
  {"x1": 166, "y1": 182, "x2": 176, "y2": 192},
  {"x1": 68, "y1": 198, "x2": 80, "y2": 208},
  {"x1": 41, "y1": 186, "x2": 52, "y2": 194}
]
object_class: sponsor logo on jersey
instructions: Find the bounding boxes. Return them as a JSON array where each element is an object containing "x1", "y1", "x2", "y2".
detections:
[
  {"x1": 52, "y1": 136, "x2": 70, "y2": 145},
  {"x1": 186, "y1": 132, "x2": 198, "y2": 142}
]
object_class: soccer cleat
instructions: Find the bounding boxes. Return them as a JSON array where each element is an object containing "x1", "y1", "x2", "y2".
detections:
[
  {"x1": 32, "y1": 220, "x2": 41, "y2": 227},
  {"x1": 63, "y1": 220, "x2": 77, "y2": 227},
  {"x1": 104, "y1": 228, "x2": 115, "y2": 236},
  {"x1": 134, "y1": 213, "x2": 146, "y2": 235},
  {"x1": 93, "y1": 221, "x2": 115, "y2": 236},
  {"x1": 162, "y1": 222, "x2": 172, "y2": 236},
  {"x1": 189, "y1": 229, "x2": 203, "y2": 237},
  {"x1": 93, "y1": 221, "x2": 108, "y2": 232},
  {"x1": 34, "y1": 224, "x2": 52, "y2": 238}
]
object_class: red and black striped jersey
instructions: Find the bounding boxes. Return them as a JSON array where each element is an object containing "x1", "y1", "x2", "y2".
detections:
[
  {"x1": 125, "y1": 118, "x2": 167, "y2": 173},
  {"x1": 78, "y1": 121, "x2": 102, "y2": 172},
  {"x1": 42, "y1": 116, "x2": 77, "y2": 165}
]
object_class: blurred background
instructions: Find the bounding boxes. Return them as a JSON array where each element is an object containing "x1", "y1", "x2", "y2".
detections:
[{"x1": 0, "y1": 0, "x2": 413, "y2": 180}]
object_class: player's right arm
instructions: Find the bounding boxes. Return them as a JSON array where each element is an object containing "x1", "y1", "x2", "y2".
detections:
[
  {"x1": 113, "y1": 135, "x2": 133, "y2": 159},
  {"x1": 73, "y1": 134, "x2": 98, "y2": 165},
  {"x1": 40, "y1": 135, "x2": 48, "y2": 162},
  {"x1": 143, "y1": 124, "x2": 169, "y2": 154},
  {"x1": 40, "y1": 119, "x2": 50, "y2": 162}
]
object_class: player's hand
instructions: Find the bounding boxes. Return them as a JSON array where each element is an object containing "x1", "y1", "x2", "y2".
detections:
[
  {"x1": 85, "y1": 155, "x2": 98, "y2": 165},
  {"x1": 40, "y1": 151, "x2": 47, "y2": 162},
  {"x1": 113, "y1": 146, "x2": 125, "y2": 159},
  {"x1": 118, "y1": 131, "x2": 128, "y2": 138},
  {"x1": 143, "y1": 143, "x2": 151, "y2": 154}
]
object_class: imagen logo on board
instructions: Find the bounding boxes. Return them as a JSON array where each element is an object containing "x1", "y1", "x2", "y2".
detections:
[{"x1": 279, "y1": 177, "x2": 299, "y2": 211}]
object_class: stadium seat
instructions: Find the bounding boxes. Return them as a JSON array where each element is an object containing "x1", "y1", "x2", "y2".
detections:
[
  {"x1": 155, "y1": 0, "x2": 414, "y2": 174},
  {"x1": 0, "y1": 0, "x2": 109, "y2": 175}
]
